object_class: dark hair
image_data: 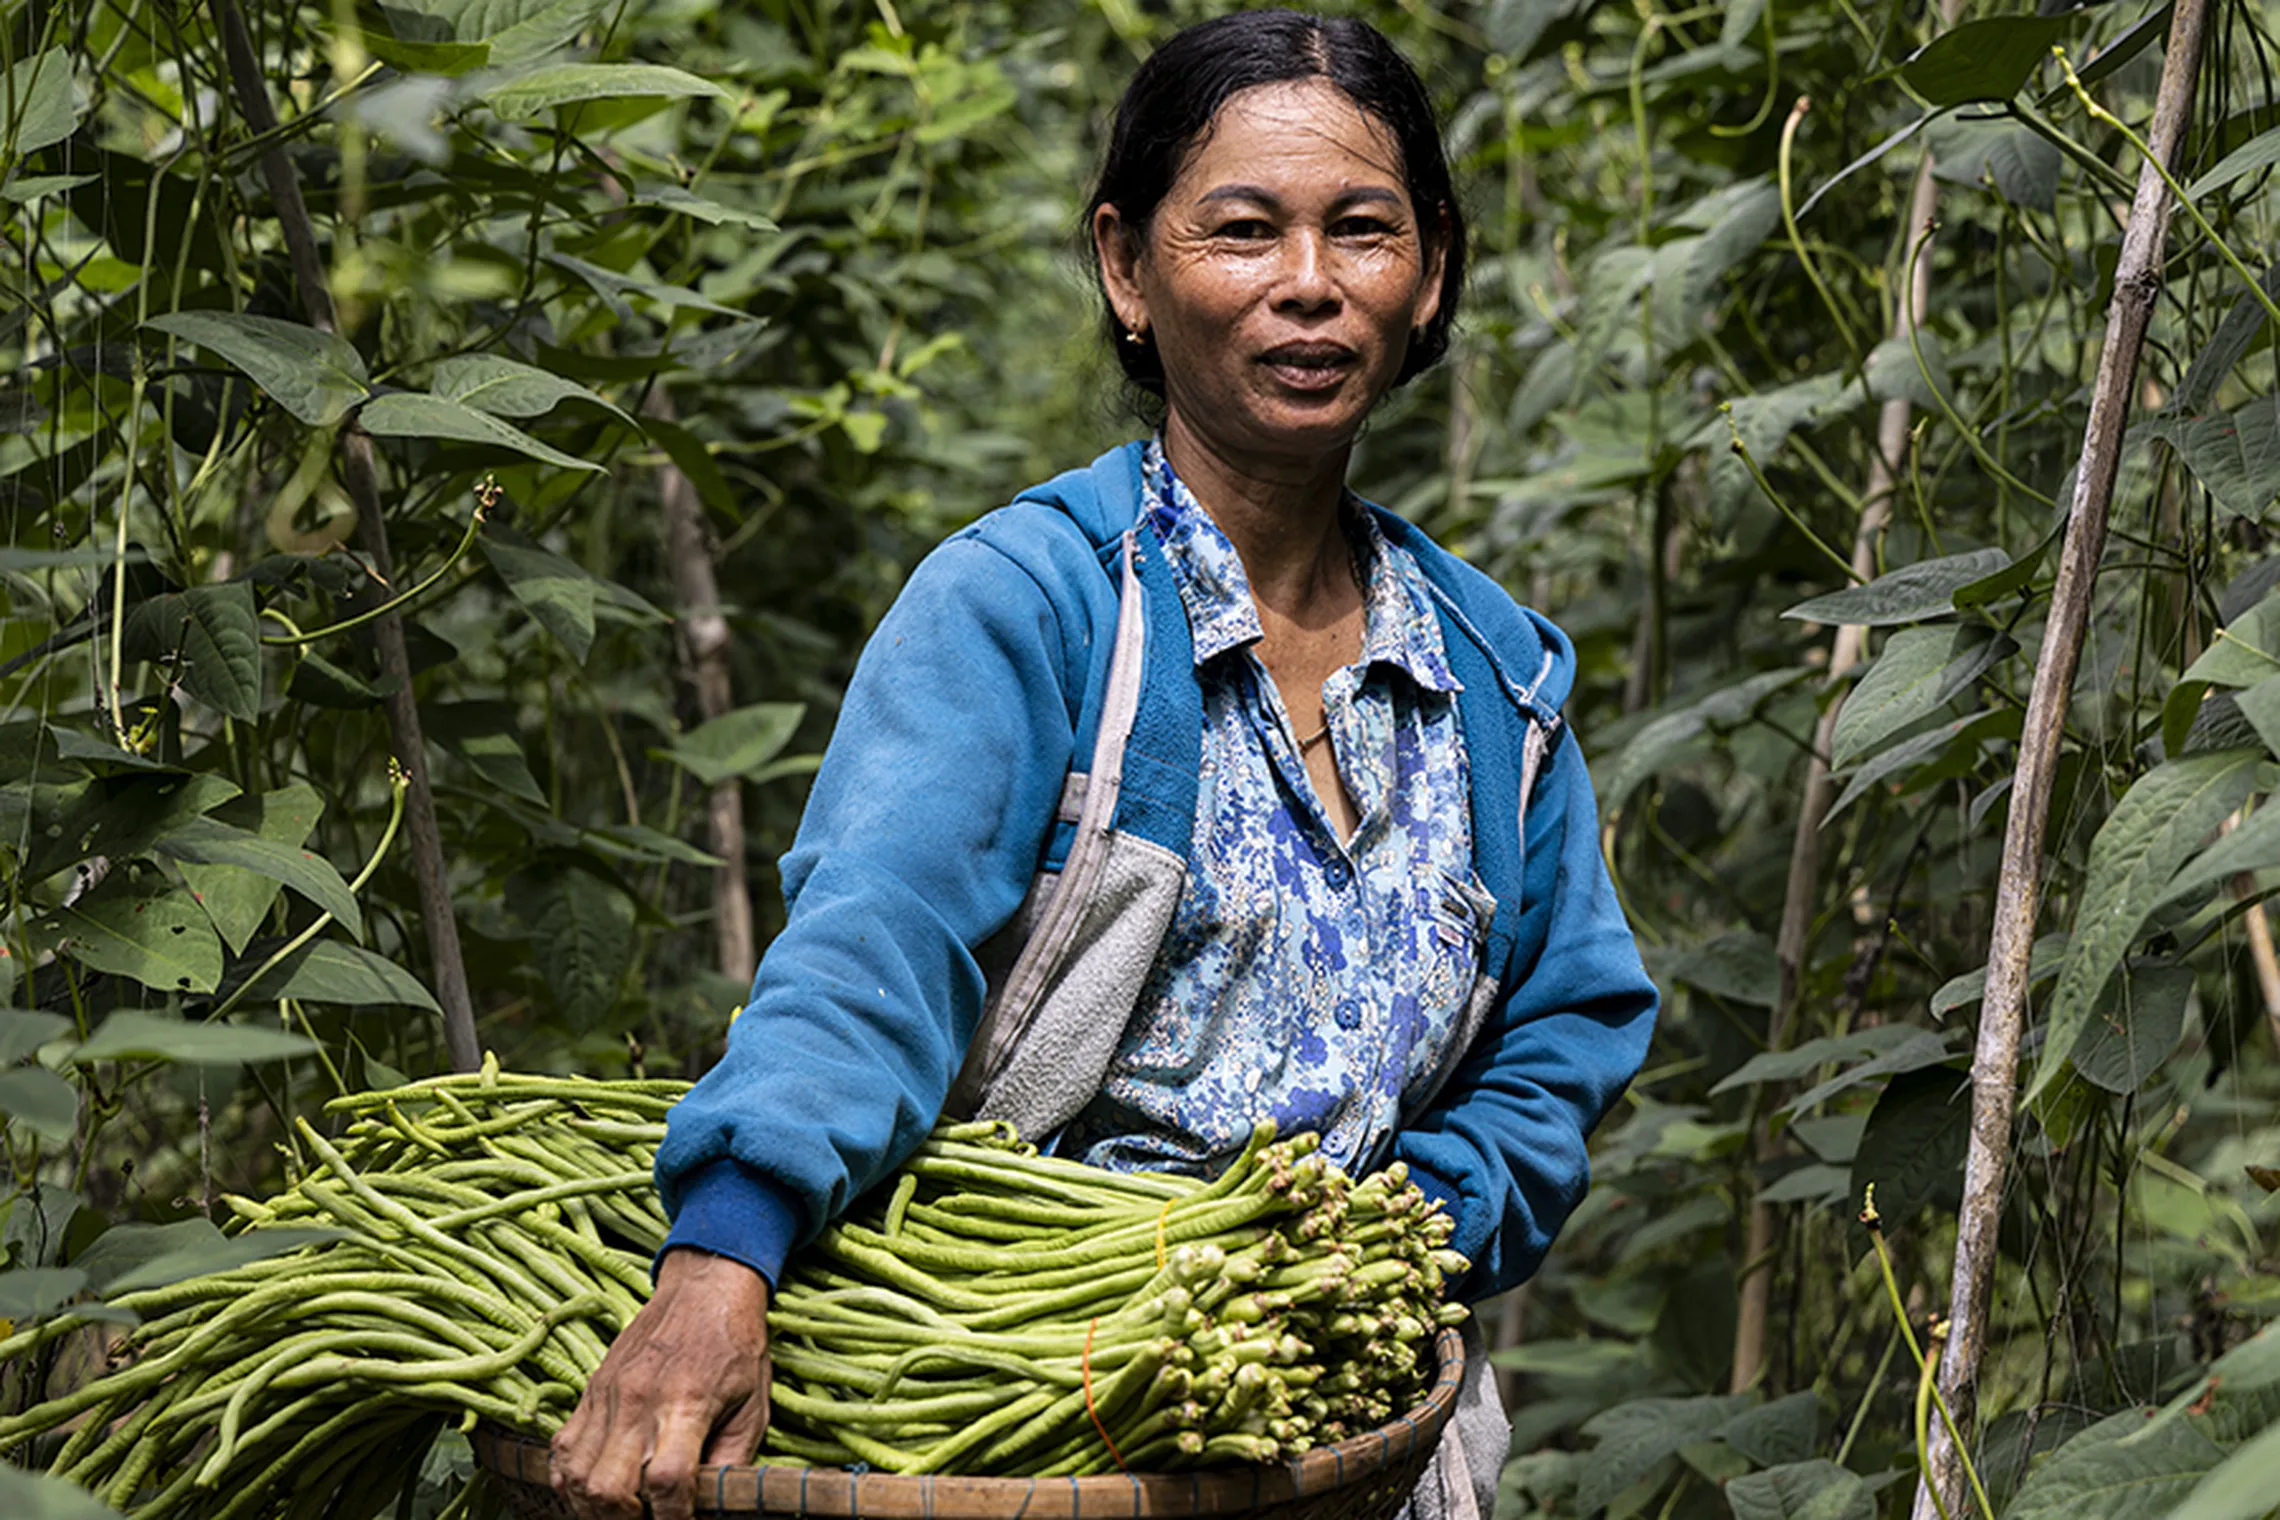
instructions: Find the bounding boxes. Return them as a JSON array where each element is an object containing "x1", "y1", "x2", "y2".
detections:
[{"x1": 1085, "y1": 9, "x2": 1466, "y2": 405}]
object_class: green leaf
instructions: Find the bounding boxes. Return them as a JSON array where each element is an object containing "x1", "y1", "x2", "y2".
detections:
[
  {"x1": 154, "y1": 817, "x2": 362, "y2": 941},
  {"x1": 507, "y1": 859, "x2": 634, "y2": 1026},
  {"x1": 29, "y1": 882, "x2": 224, "y2": 995},
  {"x1": 1651, "y1": 929, "x2": 1776, "y2": 1006},
  {"x1": 0, "y1": 1011, "x2": 70, "y2": 1065},
  {"x1": 2154, "y1": 802, "x2": 2280, "y2": 914},
  {"x1": 145, "y1": 312, "x2": 369, "y2": 427},
  {"x1": 2010, "y1": 1407, "x2": 2232, "y2": 1520},
  {"x1": 1574, "y1": 1395, "x2": 1752, "y2": 1516},
  {"x1": 176, "y1": 784, "x2": 326, "y2": 955},
  {"x1": 2168, "y1": 1417, "x2": 2280, "y2": 1520},
  {"x1": 2165, "y1": 596, "x2": 2280, "y2": 753},
  {"x1": 1862, "y1": 331, "x2": 1955, "y2": 412},
  {"x1": 1, "y1": 173, "x2": 96, "y2": 204},
  {"x1": 411, "y1": 0, "x2": 607, "y2": 64},
  {"x1": 121, "y1": 582, "x2": 262, "y2": 721},
  {"x1": 426, "y1": 701, "x2": 545, "y2": 805},
  {"x1": 2190, "y1": 125, "x2": 2280, "y2": 200},
  {"x1": 2165, "y1": 399, "x2": 2280, "y2": 521},
  {"x1": 1783, "y1": 549, "x2": 2008, "y2": 628},
  {"x1": 2033, "y1": 749, "x2": 2264, "y2": 1101},
  {"x1": 1825, "y1": 710, "x2": 2011, "y2": 824},
  {"x1": 2072, "y1": 960, "x2": 2193, "y2": 1095},
  {"x1": 1829, "y1": 625, "x2": 2016, "y2": 770},
  {"x1": 0, "y1": 1266, "x2": 86, "y2": 1320},
  {"x1": 654, "y1": 703, "x2": 805, "y2": 788},
  {"x1": 1719, "y1": 1394, "x2": 1820, "y2": 1468},
  {"x1": 1597, "y1": 669, "x2": 1811, "y2": 816},
  {"x1": 1758, "y1": 1164, "x2": 1850, "y2": 1207},
  {"x1": 429, "y1": 354, "x2": 631, "y2": 424},
  {"x1": 5, "y1": 49, "x2": 85, "y2": 157},
  {"x1": 354, "y1": 28, "x2": 492, "y2": 76},
  {"x1": 1850, "y1": 1067, "x2": 1969, "y2": 1227},
  {"x1": 0, "y1": 1066, "x2": 78, "y2": 1144},
  {"x1": 480, "y1": 62, "x2": 730, "y2": 118},
  {"x1": 635, "y1": 186, "x2": 779, "y2": 231},
  {"x1": 1710, "y1": 1025, "x2": 1926, "y2": 1095},
  {"x1": 2174, "y1": 264, "x2": 2280, "y2": 416},
  {"x1": 1725, "y1": 1460, "x2": 1872, "y2": 1520},
  {"x1": 97, "y1": 1225, "x2": 350, "y2": 1294},
  {"x1": 481, "y1": 535, "x2": 596, "y2": 662},
  {"x1": 6, "y1": 771, "x2": 238, "y2": 882},
  {"x1": 213, "y1": 939, "x2": 441, "y2": 1013},
  {"x1": 1931, "y1": 932, "x2": 2068, "y2": 1017},
  {"x1": 1899, "y1": 14, "x2": 2073, "y2": 104},
  {"x1": 0, "y1": 1457, "x2": 129, "y2": 1518},
  {"x1": 69, "y1": 1011, "x2": 315, "y2": 1066},
  {"x1": 1785, "y1": 1028, "x2": 1962, "y2": 1116},
  {"x1": 580, "y1": 823, "x2": 722, "y2": 868},
  {"x1": 1927, "y1": 116, "x2": 2061, "y2": 212},
  {"x1": 359, "y1": 392, "x2": 604, "y2": 473},
  {"x1": 643, "y1": 415, "x2": 739, "y2": 517}
]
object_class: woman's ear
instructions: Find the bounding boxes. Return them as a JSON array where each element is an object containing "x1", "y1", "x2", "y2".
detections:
[
  {"x1": 1413, "y1": 206, "x2": 1451, "y2": 332},
  {"x1": 1093, "y1": 203, "x2": 1148, "y2": 335}
]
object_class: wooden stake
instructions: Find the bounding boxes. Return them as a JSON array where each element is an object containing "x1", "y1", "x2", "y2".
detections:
[
  {"x1": 1911, "y1": 5, "x2": 2211, "y2": 1513},
  {"x1": 217, "y1": 0, "x2": 480, "y2": 1072}
]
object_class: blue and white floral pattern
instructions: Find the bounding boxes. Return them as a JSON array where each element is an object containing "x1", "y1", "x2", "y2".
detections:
[{"x1": 1061, "y1": 442, "x2": 1493, "y2": 1179}]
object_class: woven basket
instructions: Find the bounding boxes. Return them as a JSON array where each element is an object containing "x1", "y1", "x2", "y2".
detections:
[{"x1": 474, "y1": 1326, "x2": 1462, "y2": 1519}]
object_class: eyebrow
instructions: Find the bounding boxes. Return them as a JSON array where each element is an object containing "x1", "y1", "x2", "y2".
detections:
[{"x1": 1196, "y1": 185, "x2": 1406, "y2": 211}]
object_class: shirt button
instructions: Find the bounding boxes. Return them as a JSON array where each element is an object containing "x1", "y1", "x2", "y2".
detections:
[{"x1": 1324, "y1": 858, "x2": 1352, "y2": 888}]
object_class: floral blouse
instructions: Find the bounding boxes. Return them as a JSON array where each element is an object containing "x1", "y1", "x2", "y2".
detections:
[{"x1": 1061, "y1": 441, "x2": 1494, "y2": 1179}]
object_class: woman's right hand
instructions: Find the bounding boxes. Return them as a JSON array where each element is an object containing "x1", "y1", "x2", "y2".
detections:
[{"x1": 550, "y1": 1248, "x2": 773, "y2": 1520}]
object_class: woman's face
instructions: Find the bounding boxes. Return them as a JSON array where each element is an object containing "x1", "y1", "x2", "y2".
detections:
[{"x1": 1095, "y1": 79, "x2": 1446, "y2": 471}]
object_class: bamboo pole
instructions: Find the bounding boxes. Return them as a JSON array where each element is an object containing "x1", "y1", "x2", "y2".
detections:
[
  {"x1": 217, "y1": 0, "x2": 480, "y2": 1072},
  {"x1": 1912, "y1": 5, "x2": 2211, "y2": 1514}
]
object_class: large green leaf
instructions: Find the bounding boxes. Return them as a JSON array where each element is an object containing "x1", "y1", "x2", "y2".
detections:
[
  {"x1": 0, "y1": 1265, "x2": 87, "y2": 1321},
  {"x1": 359, "y1": 392, "x2": 603, "y2": 473},
  {"x1": 1850, "y1": 1067, "x2": 1969, "y2": 1227},
  {"x1": 1650, "y1": 929, "x2": 1776, "y2": 1006},
  {"x1": 426, "y1": 701, "x2": 545, "y2": 805},
  {"x1": 1573, "y1": 1395, "x2": 1751, "y2": 1516},
  {"x1": 1596, "y1": 669, "x2": 1811, "y2": 816},
  {"x1": 2189, "y1": 125, "x2": 2280, "y2": 200},
  {"x1": 145, "y1": 312, "x2": 369, "y2": 427},
  {"x1": 1930, "y1": 932, "x2": 2069, "y2": 1017},
  {"x1": 481, "y1": 535, "x2": 596, "y2": 662},
  {"x1": 1724, "y1": 1460, "x2": 1873, "y2": 1520},
  {"x1": 1927, "y1": 116, "x2": 2061, "y2": 211},
  {"x1": 155, "y1": 817, "x2": 362, "y2": 940},
  {"x1": 2071, "y1": 961, "x2": 2194, "y2": 1095},
  {"x1": 480, "y1": 62, "x2": 730, "y2": 118},
  {"x1": 430, "y1": 354, "x2": 630, "y2": 423},
  {"x1": 121, "y1": 582, "x2": 262, "y2": 721},
  {"x1": 29, "y1": 881, "x2": 223, "y2": 994},
  {"x1": 0, "y1": 1012, "x2": 71, "y2": 1064},
  {"x1": 400, "y1": 0, "x2": 606, "y2": 65},
  {"x1": 1825, "y1": 709, "x2": 2015, "y2": 824},
  {"x1": 0, "y1": 1457, "x2": 128, "y2": 1518},
  {"x1": 69, "y1": 1011, "x2": 315, "y2": 1066},
  {"x1": 2168, "y1": 1418, "x2": 2280, "y2": 1520},
  {"x1": 1719, "y1": 1394, "x2": 1820, "y2": 1468},
  {"x1": 2009, "y1": 1407, "x2": 2232, "y2": 1520},
  {"x1": 1709, "y1": 1025, "x2": 1925, "y2": 1095},
  {"x1": 5, "y1": 48, "x2": 84, "y2": 157},
  {"x1": 1898, "y1": 14, "x2": 2072, "y2": 104},
  {"x1": 2165, "y1": 399, "x2": 2280, "y2": 521},
  {"x1": 2032, "y1": 748, "x2": 2264, "y2": 1101},
  {"x1": 2154, "y1": 802, "x2": 2280, "y2": 913},
  {"x1": 1785, "y1": 1028, "x2": 1961, "y2": 1116},
  {"x1": 175, "y1": 784, "x2": 326, "y2": 955},
  {"x1": 1828, "y1": 625, "x2": 2015, "y2": 770},
  {"x1": 508, "y1": 859, "x2": 635, "y2": 1026},
  {"x1": 213, "y1": 939, "x2": 441, "y2": 1013},
  {"x1": 0, "y1": 1066, "x2": 78, "y2": 1144},
  {"x1": 654, "y1": 703, "x2": 806, "y2": 788},
  {"x1": 96, "y1": 1225, "x2": 350, "y2": 1294},
  {"x1": 1782, "y1": 549, "x2": 2008, "y2": 627},
  {"x1": 2164, "y1": 596, "x2": 2280, "y2": 753}
]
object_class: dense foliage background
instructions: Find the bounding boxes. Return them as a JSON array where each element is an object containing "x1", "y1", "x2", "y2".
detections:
[{"x1": 7, "y1": 0, "x2": 2280, "y2": 1515}]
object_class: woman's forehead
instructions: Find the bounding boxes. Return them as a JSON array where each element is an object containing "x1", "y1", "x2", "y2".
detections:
[{"x1": 1172, "y1": 80, "x2": 1408, "y2": 202}]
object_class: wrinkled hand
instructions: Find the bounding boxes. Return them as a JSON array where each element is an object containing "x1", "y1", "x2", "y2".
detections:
[{"x1": 551, "y1": 1248, "x2": 772, "y2": 1520}]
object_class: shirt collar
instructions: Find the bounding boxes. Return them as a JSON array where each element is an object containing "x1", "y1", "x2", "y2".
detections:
[{"x1": 1139, "y1": 439, "x2": 1462, "y2": 694}]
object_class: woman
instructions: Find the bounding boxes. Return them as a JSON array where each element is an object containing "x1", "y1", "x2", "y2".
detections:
[{"x1": 552, "y1": 12, "x2": 1657, "y2": 1520}]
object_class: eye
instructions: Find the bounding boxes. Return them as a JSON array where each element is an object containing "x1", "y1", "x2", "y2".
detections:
[
  {"x1": 1332, "y1": 215, "x2": 1397, "y2": 238},
  {"x1": 1215, "y1": 218, "x2": 1275, "y2": 240}
]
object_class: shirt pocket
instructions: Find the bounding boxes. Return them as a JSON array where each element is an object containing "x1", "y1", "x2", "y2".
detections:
[{"x1": 1401, "y1": 865, "x2": 1499, "y2": 1105}]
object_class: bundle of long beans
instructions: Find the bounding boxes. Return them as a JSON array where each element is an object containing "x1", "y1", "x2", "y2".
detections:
[
  {"x1": 759, "y1": 1119, "x2": 1468, "y2": 1477},
  {"x1": 0, "y1": 1063, "x2": 682, "y2": 1520},
  {"x1": 0, "y1": 1073, "x2": 1463, "y2": 1515}
]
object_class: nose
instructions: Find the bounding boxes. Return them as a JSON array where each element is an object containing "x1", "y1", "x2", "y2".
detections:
[{"x1": 1275, "y1": 229, "x2": 1339, "y2": 315}]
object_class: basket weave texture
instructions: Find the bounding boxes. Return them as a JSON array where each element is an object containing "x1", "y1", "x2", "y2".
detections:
[{"x1": 475, "y1": 1326, "x2": 1461, "y2": 1519}]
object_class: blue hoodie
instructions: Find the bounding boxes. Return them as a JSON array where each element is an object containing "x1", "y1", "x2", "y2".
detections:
[{"x1": 655, "y1": 441, "x2": 1658, "y2": 1301}]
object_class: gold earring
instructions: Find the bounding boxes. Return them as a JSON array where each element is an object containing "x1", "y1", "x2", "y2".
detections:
[{"x1": 1123, "y1": 326, "x2": 1148, "y2": 345}]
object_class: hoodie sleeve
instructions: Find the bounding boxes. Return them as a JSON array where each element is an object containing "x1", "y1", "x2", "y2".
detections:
[
  {"x1": 651, "y1": 531, "x2": 1085, "y2": 1284},
  {"x1": 1392, "y1": 723, "x2": 1658, "y2": 1301}
]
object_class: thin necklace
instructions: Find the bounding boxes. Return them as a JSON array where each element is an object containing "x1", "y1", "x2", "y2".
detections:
[{"x1": 1297, "y1": 720, "x2": 1332, "y2": 749}]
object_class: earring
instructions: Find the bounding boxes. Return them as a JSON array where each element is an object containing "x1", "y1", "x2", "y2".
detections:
[{"x1": 1123, "y1": 326, "x2": 1148, "y2": 346}]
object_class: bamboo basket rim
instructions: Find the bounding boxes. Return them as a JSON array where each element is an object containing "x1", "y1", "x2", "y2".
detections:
[{"x1": 473, "y1": 1326, "x2": 1462, "y2": 1518}]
